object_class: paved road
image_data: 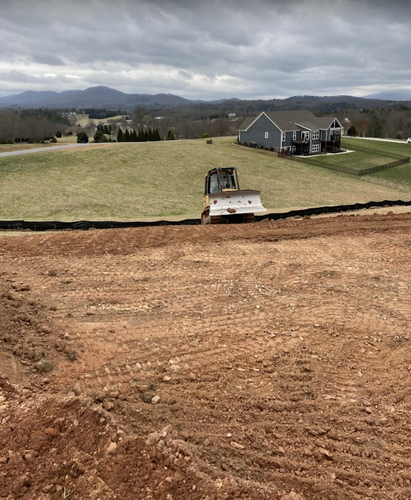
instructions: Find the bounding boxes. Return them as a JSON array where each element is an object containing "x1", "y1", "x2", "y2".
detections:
[
  {"x1": 0, "y1": 142, "x2": 108, "y2": 158},
  {"x1": 347, "y1": 136, "x2": 410, "y2": 145}
]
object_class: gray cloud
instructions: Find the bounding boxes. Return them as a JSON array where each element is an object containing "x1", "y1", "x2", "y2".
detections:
[{"x1": 0, "y1": 0, "x2": 410, "y2": 99}]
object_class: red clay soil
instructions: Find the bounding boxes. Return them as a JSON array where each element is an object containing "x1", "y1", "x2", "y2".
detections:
[{"x1": 1, "y1": 212, "x2": 411, "y2": 499}]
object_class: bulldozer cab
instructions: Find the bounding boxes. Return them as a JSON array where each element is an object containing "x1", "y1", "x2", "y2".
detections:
[{"x1": 205, "y1": 167, "x2": 239, "y2": 195}]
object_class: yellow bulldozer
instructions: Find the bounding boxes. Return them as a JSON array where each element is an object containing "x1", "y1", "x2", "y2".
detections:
[{"x1": 201, "y1": 167, "x2": 266, "y2": 224}]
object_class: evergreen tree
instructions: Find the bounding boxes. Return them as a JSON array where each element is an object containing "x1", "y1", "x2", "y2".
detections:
[
  {"x1": 347, "y1": 125, "x2": 357, "y2": 136},
  {"x1": 94, "y1": 129, "x2": 106, "y2": 143},
  {"x1": 124, "y1": 129, "x2": 130, "y2": 142},
  {"x1": 76, "y1": 131, "x2": 89, "y2": 143},
  {"x1": 117, "y1": 128, "x2": 123, "y2": 142},
  {"x1": 132, "y1": 129, "x2": 138, "y2": 142}
]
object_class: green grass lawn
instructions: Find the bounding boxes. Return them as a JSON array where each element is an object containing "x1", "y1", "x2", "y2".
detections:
[
  {"x1": 0, "y1": 137, "x2": 410, "y2": 221},
  {"x1": 342, "y1": 137, "x2": 411, "y2": 157},
  {"x1": 294, "y1": 138, "x2": 411, "y2": 173}
]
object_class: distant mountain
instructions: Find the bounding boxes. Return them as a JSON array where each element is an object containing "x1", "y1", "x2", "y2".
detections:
[
  {"x1": 1, "y1": 86, "x2": 410, "y2": 111},
  {"x1": 365, "y1": 90, "x2": 411, "y2": 101},
  {"x1": 0, "y1": 86, "x2": 191, "y2": 109},
  {"x1": 0, "y1": 90, "x2": 60, "y2": 106}
]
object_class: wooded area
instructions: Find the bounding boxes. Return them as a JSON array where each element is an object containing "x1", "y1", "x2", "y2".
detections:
[{"x1": 1, "y1": 101, "x2": 411, "y2": 143}]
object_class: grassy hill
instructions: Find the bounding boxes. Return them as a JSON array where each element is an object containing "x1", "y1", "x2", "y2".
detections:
[{"x1": 0, "y1": 137, "x2": 410, "y2": 221}]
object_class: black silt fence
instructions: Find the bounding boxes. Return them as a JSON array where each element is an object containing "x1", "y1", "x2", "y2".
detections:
[{"x1": 1, "y1": 200, "x2": 410, "y2": 231}]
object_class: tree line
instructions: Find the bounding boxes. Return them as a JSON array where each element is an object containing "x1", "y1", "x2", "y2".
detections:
[
  {"x1": 2, "y1": 101, "x2": 411, "y2": 145},
  {"x1": 77, "y1": 125, "x2": 166, "y2": 144},
  {"x1": 116, "y1": 127, "x2": 161, "y2": 142},
  {"x1": 0, "y1": 109, "x2": 69, "y2": 143},
  {"x1": 336, "y1": 107, "x2": 411, "y2": 139}
]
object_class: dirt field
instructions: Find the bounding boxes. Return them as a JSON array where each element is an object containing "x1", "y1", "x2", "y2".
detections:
[{"x1": 1, "y1": 212, "x2": 411, "y2": 499}]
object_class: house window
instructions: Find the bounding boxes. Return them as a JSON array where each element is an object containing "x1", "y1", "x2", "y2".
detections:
[
  {"x1": 281, "y1": 132, "x2": 286, "y2": 142},
  {"x1": 312, "y1": 144, "x2": 320, "y2": 153},
  {"x1": 301, "y1": 131, "x2": 310, "y2": 141},
  {"x1": 312, "y1": 131, "x2": 319, "y2": 140},
  {"x1": 293, "y1": 131, "x2": 296, "y2": 140},
  {"x1": 265, "y1": 132, "x2": 269, "y2": 139}
]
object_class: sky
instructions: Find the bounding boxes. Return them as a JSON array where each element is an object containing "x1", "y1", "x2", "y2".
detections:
[{"x1": 1, "y1": 0, "x2": 411, "y2": 101}]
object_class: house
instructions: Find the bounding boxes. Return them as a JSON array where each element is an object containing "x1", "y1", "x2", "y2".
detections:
[{"x1": 238, "y1": 110, "x2": 343, "y2": 155}]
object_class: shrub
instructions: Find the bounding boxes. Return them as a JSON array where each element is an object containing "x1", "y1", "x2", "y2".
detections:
[
  {"x1": 76, "y1": 131, "x2": 89, "y2": 144},
  {"x1": 94, "y1": 129, "x2": 107, "y2": 143}
]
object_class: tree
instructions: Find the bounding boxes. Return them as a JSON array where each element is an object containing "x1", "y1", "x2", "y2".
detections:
[
  {"x1": 94, "y1": 129, "x2": 107, "y2": 143},
  {"x1": 117, "y1": 128, "x2": 123, "y2": 142},
  {"x1": 167, "y1": 130, "x2": 175, "y2": 140},
  {"x1": 355, "y1": 119, "x2": 370, "y2": 137},
  {"x1": 347, "y1": 125, "x2": 357, "y2": 136},
  {"x1": 76, "y1": 131, "x2": 89, "y2": 143},
  {"x1": 367, "y1": 114, "x2": 384, "y2": 137}
]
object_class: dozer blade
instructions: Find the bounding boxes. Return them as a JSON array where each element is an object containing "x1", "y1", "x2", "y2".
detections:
[{"x1": 208, "y1": 189, "x2": 266, "y2": 217}]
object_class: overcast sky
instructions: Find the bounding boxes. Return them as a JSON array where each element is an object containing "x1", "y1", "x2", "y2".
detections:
[{"x1": 1, "y1": 0, "x2": 410, "y2": 100}]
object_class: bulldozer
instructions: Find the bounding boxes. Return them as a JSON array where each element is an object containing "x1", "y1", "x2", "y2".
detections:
[{"x1": 201, "y1": 167, "x2": 266, "y2": 224}]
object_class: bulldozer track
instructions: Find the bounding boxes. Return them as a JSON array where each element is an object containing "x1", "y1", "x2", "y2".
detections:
[{"x1": 1, "y1": 211, "x2": 411, "y2": 499}]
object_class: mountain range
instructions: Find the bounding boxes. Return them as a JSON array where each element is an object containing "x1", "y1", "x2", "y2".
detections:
[
  {"x1": 0, "y1": 85, "x2": 410, "y2": 110},
  {"x1": 0, "y1": 86, "x2": 192, "y2": 109}
]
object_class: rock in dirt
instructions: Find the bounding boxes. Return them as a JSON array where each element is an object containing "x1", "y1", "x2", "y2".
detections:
[{"x1": 107, "y1": 442, "x2": 118, "y2": 454}]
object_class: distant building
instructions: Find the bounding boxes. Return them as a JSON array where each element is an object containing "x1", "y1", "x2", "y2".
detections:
[{"x1": 238, "y1": 110, "x2": 343, "y2": 155}]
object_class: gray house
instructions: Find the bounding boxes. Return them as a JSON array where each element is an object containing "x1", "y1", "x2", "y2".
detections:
[{"x1": 238, "y1": 110, "x2": 343, "y2": 155}]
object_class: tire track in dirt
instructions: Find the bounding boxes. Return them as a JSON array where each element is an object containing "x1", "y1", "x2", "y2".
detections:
[{"x1": 2, "y1": 213, "x2": 411, "y2": 499}]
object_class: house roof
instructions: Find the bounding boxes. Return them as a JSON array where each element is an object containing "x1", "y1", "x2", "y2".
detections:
[
  {"x1": 239, "y1": 111, "x2": 341, "y2": 132},
  {"x1": 264, "y1": 111, "x2": 318, "y2": 131},
  {"x1": 238, "y1": 116, "x2": 256, "y2": 131}
]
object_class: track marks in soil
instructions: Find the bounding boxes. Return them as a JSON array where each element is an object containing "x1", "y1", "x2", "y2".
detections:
[{"x1": 2, "y1": 215, "x2": 411, "y2": 499}]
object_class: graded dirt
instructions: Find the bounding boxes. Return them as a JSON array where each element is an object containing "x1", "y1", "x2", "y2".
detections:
[{"x1": 1, "y1": 212, "x2": 411, "y2": 499}]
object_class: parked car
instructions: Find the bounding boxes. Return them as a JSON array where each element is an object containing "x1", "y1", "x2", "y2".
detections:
[{"x1": 407, "y1": 137, "x2": 411, "y2": 143}]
